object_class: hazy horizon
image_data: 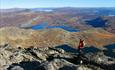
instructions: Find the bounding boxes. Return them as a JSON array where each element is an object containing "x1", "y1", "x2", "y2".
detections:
[
  {"x1": 0, "y1": 0, "x2": 115, "y2": 9},
  {"x1": 1, "y1": 7, "x2": 115, "y2": 9}
]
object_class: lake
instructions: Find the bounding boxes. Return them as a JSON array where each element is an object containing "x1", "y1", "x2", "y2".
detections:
[{"x1": 31, "y1": 22, "x2": 80, "y2": 32}]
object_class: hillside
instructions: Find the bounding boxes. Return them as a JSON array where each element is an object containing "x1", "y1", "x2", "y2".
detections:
[
  {"x1": 0, "y1": 27, "x2": 115, "y2": 48},
  {"x1": 0, "y1": 12, "x2": 39, "y2": 27}
]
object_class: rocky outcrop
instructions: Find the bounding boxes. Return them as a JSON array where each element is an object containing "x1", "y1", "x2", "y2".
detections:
[
  {"x1": 0, "y1": 44, "x2": 114, "y2": 70},
  {"x1": 0, "y1": 27, "x2": 115, "y2": 48}
]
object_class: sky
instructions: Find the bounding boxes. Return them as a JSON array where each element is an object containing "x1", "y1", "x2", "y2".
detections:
[{"x1": 0, "y1": 0, "x2": 115, "y2": 9}]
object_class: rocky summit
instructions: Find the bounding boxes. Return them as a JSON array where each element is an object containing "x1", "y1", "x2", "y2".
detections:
[
  {"x1": 0, "y1": 44, "x2": 115, "y2": 70},
  {"x1": 0, "y1": 27, "x2": 115, "y2": 70},
  {"x1": 0, "y1": 27, "x2": 115, "y2": 48}
]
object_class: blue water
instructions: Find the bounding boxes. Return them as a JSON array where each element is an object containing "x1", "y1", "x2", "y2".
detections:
[
  {"x1": 31, "y1": 22, "x2": 79, "y2": 32},
  {"x1": 86, "y1": 17, "x2": 107, "y2": 27},
  {"x1": 32, "y1": 23, "x2": 48, "y2": 30}
]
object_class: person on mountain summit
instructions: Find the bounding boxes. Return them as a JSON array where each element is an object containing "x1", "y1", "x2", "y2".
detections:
[
  {"x1": 78, "y1": 39, "x2": 84, "y2": 52},
  {"x1": 77, "y1": 39, "x2": 85, "y2": 64}
]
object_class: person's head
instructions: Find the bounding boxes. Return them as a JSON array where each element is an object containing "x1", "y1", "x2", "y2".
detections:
[{"x1": 80, "y1": 39, "x2": 84, "y2": 42}]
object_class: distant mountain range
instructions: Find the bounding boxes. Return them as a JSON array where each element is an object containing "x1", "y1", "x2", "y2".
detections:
[
  {"x1": 1, "y1": 7, "x2": 115, "y2": 15},
  {"x1": 0, "y1": 7, "x2": 115, "y2": 33}
]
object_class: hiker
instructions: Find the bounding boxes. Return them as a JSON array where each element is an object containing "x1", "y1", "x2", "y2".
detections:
[
  {"x1": 78, "y1": 39, "x2": 84, "y2": 53},
  {"x1": 77, "y1": 39, "x2": 85, "y2": 64}
]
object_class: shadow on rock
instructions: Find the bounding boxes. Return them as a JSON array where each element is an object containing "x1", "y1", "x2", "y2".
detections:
[
  {"x1": 56, "y1": 44, "x2": 78, "y2": 53},
  {"x1": 56, "y1": 44, "x2": 100, "y2": 54},
  {"x1": 59, "y1": 65, "x2": 76, "y2": 70},
  {"x1": 82, "y1": 47, "x2": 100, "y2": 53},
  {"x1": 7, "y1": 61, "x2": 40, "y2": 70},
  {"x1": 104, "y1": 44, "x2": 115, "y2": 58}
]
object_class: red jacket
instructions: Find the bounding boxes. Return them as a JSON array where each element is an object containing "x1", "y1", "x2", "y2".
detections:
[{"x1": 78, "y1": 39, "x2": 84, "y2": 49}]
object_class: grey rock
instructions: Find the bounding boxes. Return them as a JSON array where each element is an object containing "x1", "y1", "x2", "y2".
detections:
[
  {"x1": 0, "y1": 44, "x2": 115, "y2": 70},
  {"x1": 10, "y1": 66, "x2": 24, "y2": 70},
  {"x1": 39, "y1": 59, "x2": 77, "y2": 70},
  {"x1": 77, "y1": 66, "x2": 92, "y2": 70}
]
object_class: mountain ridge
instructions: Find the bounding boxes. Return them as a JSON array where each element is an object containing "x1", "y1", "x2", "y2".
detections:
[{"x1": 0, "y1": 27, "x2": 115, "y2": 48}]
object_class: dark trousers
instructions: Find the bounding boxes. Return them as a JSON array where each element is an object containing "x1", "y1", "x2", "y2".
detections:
[{"x1": 77, "y1": 48, "x2": 88, "y2": 62}]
